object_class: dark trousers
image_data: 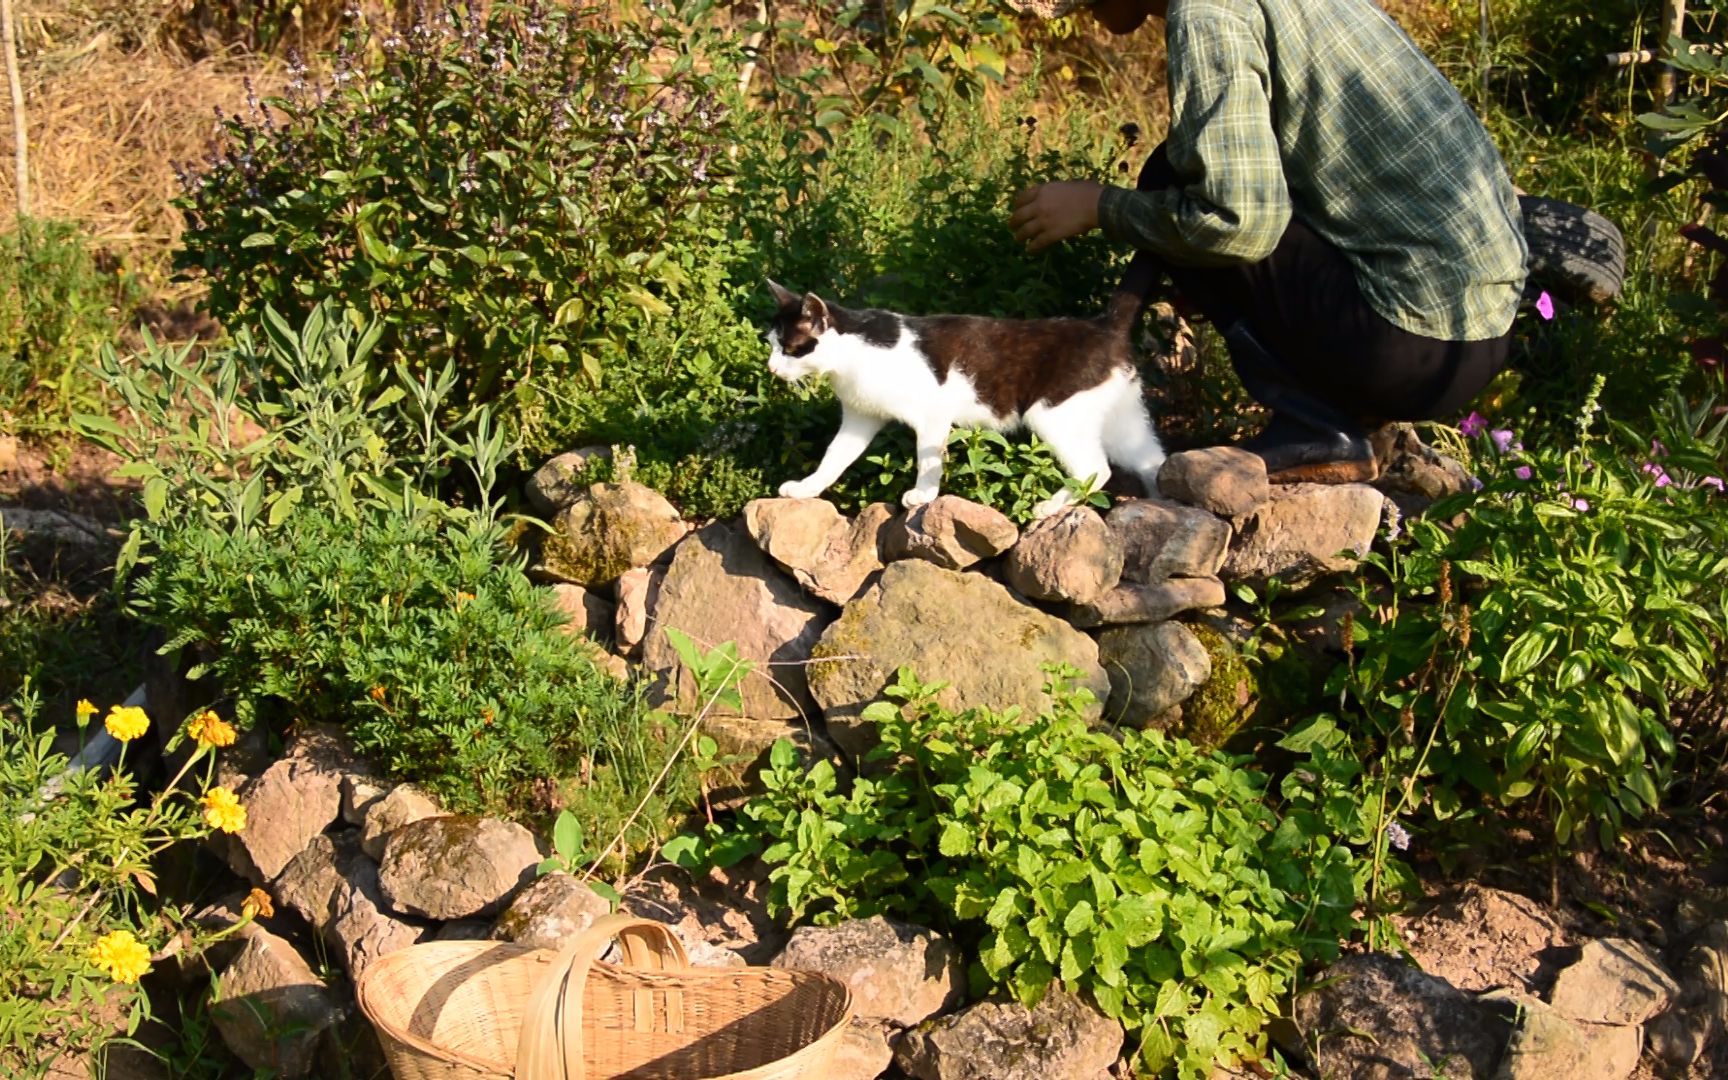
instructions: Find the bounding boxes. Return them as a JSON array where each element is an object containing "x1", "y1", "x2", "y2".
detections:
[{"x1": 1122, "y1": 146, "x2": 1511, "y2": 425}]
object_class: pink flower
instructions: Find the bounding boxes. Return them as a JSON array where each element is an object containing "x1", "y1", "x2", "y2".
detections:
[
  {"x1": 1641, "y1": 462, "x2": 1672, "y2": 488},
  {"x1": 1491, "y1": 429, "x2": 1516, "y2": 453},
  {"x1": 1535, "y1": 291, "x2": 1555, "y2": 320},
  {"x1": 1514, "y1": 465, "x2": 1533, "y2": 480},
  {"x1": 1572, "y1": 498, "x2": 1589, "y2": 511},
  {"x1": 1702, "y1": 476, "x2": 1725, "y2": 493},
  {"x1": 1651, "y1": 438, "x2": 1668, "y2": 458},
  {"x1": 1458, "y1": 411, "x2": 1487, "y2": 437}
]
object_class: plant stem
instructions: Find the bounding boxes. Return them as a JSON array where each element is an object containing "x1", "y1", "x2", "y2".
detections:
[{"x1": 0, "y1": 0, "x2": 24, "y2": 219}]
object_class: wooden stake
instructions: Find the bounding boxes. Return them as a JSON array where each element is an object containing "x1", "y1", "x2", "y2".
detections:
[
  {"x1": 0, "y1": 0, "x2": 25, "y2": 219},
  {"x1": 1659, "y1": 0, "x2": 1687, "y2": 107}
]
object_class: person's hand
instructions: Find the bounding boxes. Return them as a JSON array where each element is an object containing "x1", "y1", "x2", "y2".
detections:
[{"x1": 1010, "y1": 181, "x2": 1105, "y2": 252}]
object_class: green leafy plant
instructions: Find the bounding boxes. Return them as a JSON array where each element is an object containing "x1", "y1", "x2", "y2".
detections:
[
  {"x1": 130, "y1": 503, "x2": 647, "y2": 815},
  {"x1": 79, "y1": 305, "x2": 689, "y2": 830},
  {"x1": 1, "y1": 690, "x2": 250, "y2": 1078},
  {"x1": 676, "y1": 668, "x2": 1359, "y2": 1078},
  {"x1": 823, "y1": 426, "x2": 1106, "y2": 522},
  {"x1": 0, "y1": 218, "x2": 139, "y2": 436},
  {"x1": 753, "y1": 0, "x2": 1020, "y2": 132},
  {"x1": 173, "y1": 0, "x2": 744, "y2": 443},
  {"x1": 1317, "y1": 388, "x2": 1728, "y2": 850}
]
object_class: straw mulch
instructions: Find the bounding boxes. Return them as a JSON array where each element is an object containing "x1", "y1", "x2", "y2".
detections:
[{"x1": 0, "y1": 3, "x2": 283, "y2": 280}]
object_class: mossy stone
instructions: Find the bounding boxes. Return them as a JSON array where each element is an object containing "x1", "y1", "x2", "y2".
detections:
[{"x1": 1178, "y1": 622, "x2": 1258, "y2": 749}]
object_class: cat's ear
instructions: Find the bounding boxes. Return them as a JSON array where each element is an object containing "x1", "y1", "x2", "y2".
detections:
[
  {"x1": 801, "y1": 292, "x2": 830, "y2": 333},
  {"x1": 766, "y1": 278, "x2": 799, "y2": 310}
]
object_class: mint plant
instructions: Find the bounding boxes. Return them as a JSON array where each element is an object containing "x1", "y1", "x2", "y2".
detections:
[
  {"x1": 1318, "y1": 389, "x2": 1728, "y2": 850},
  {"x1": 680, "y1": 668, "x2": 1359, "y2": 1078}
]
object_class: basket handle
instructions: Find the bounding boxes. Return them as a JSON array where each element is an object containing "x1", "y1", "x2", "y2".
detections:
[{"x1": 514, "y1": 913, "x2": 692, "y2": 1080}]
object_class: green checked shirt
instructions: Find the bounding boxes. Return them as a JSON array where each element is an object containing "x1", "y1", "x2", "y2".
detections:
[{"x1": 1096, "y1": 0, "x2": 1528, "y2": 342}]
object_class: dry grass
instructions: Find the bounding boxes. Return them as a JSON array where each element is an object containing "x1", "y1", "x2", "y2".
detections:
[{"x1": 0, "y1": 34, "x2": 276, "y2": 285}]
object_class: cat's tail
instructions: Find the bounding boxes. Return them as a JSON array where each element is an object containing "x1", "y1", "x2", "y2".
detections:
[{"x1": 1104, "y1": 249, "x2": 1163, "y2": 337}]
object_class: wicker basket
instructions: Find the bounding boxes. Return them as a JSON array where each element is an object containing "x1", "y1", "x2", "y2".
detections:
[{"x1": 356, "y1": 914, "x2": 854, "y2": 1080}]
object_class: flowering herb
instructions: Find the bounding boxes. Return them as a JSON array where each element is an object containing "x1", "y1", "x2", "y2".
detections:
[
  {"x1": 1384, "y1": 820, "x2": 1412, "y2": 851},
  {"x1": 186, "y1": 710, "x2": 237, "y2": 748},
  {"x1": 173, "y1": 0, "x2": 744, "y2": 436},
  {"x1": 87, "y1": 930, "x2": 152, "y2": 985},
  {"x1": 201, "y1": 787, "x2": 248, "y2": 834},
  {"x1": 103, "y1": 705, "x2": 148, "y2": 743}
]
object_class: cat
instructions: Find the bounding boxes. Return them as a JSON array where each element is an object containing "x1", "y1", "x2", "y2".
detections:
[{"x1": 765, "y1": 278, "x2": 1166, "y2": 519}]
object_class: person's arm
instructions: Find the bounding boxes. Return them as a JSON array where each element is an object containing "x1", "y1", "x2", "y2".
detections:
[{"x1": 1097, "y1": 10, "x2": 1290, "y2": 265}]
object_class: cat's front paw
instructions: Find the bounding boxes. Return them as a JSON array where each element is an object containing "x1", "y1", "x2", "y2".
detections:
[
  {"x1": 778, "y1": 480, "x2": 825, "y2": 500},
  {"x1": 901, "y1": 487, "x2": 938, "y2": 509},
  {"x1": 1031, "y1": 492, "x2": 1076, "y2": 520}
]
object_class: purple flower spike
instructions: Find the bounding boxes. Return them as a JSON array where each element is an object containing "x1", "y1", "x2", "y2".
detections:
[
  {"x1": 1514, "y1": 465, "x2": 1533, "y2": 480},
  {"x1": 1385, "y1": 821, "x2": 1412, "y2": 852},
  {"x1": 1467, "y1": 475, "x2": 1484, "y2": 492},
  {"x1": 1536, "y1": 291, "x2": 1555, "y2": 321},
  {"x1": 1491, "y1": 429, "x2": 1516, "y2": 454},
  {"x1": 1459, "y1": 411, "x2": 1487, "y2": 437}
]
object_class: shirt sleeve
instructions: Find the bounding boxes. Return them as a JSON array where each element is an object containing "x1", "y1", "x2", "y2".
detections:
[{"x1": 1095, "y1": 10, "x2": 1291, "y2": 266}]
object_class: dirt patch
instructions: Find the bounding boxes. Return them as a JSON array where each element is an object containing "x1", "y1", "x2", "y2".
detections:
[
  {"x1": 0, "y1": 436, "x2": 136, "y2": 523},
  {"x1": 1396, "y1": 882, "x2": 1574, "y2": 997}
]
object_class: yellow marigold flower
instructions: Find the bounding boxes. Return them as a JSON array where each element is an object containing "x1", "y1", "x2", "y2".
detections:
[
  {"x1": 202, "y1": 787, "x2": 248, "y2": 834},
  {"x1": 76, "y1": 699, "x2": 98, "y2": 722},
  {"x1": 241, "y1": 887, "x2": 274, "y2": 920},
  {"x1": 187, "y1": 710, "x2": 237, "y2": 748},
  {"x1": 104, "y1": 705, "x2": 149, "y2": 743},
  {"x1": 88, "y1": 929, "x2": 152, "y2": 984}
]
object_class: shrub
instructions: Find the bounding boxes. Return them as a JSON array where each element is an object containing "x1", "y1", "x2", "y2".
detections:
[
  {"x1": 566, "y1": 81, "x2": 1143, "y2": 521},
  {"x1": 671, "y1": 669, "x2": 1359, "y2": 1078},
  {"x1": 173, "y1": 0, "x2": 744, "y2": 448},
  {"x1": 0, "y1": 218, "x2": 138, "y2": 435},
  {"x1": 1314, "y1": 388, "x2": 1728, "y2": 849},
  {"x1": 129, "y1": 504, "x2": 658, "y2": 814},
  {"x1": 79, "y1": 306, "x2": 697, "y2": 834},
  {"x1": 1, "y1": 691, "x2": 249, "y2": 1078}
]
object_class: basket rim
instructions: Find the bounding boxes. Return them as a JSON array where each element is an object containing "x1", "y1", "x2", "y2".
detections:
[
  {"x1": 356, "y1": 937, "x2": 857, "y2": 1076},
  {"x1": 357, "y1": 938, "x2": 547, "y2": 1074}
]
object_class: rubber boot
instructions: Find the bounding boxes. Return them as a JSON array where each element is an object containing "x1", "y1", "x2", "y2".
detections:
[{"x1": 1221, "y1": 321, "x2": 1377, "y2": 484}]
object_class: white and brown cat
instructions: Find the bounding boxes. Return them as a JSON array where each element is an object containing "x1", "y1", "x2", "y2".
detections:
[{"x1": 765, "y1": 278, "x2": 1165, "y2": 518}]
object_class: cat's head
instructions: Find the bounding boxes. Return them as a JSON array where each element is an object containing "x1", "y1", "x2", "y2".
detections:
[{"x1": 765, "y1": 279, "x2": 832, "y2": 382}]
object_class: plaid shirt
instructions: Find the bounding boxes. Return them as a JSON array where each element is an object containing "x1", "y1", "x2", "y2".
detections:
[{"x1": 1096, "y1": 0, "x2": 1528, "y2": 341}]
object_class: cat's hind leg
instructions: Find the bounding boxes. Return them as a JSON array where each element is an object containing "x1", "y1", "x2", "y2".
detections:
[
  {"x1": 1026, "y1": 394, "x2": 1114, "y2": 519},
  {"x1": 780, "y1": 408, "x2": 885, "y2": 500},
  {"x1": 1102, "y1": 379, "x2": 1167, "y2": 497}
]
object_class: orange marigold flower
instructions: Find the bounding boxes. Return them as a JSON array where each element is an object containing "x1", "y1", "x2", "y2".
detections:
[
  {"x1": 202, "y1": 787, "x2": 248, "y2": 834},
  {"x1": 369, "y1": 686, "x2": 387, "y2": 702},
  {"x1": 241, "y1": 887, "x2": 274, "y2": 920},
  {"x1": 88, "y1": 929, "x2": 152, "y2": 984},
  {"x1": 104, "y1": 705, "x2": 149, "y2": 743},
  {"x1": 456, "y1": 591, "x2": 476, "y2": 604},
  {"x1": 186, "y1": 710, "x2": 237, "y2": 748}
]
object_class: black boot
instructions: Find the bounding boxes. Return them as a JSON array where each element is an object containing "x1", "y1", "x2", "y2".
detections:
[{"x1": 1222, "y1": 321, "x2": 1377, "y2": 484}]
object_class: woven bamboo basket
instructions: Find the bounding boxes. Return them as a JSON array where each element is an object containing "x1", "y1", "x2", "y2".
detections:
[{"x1": 356, "y1": 914, "x2": 854, "y2": 1080}]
